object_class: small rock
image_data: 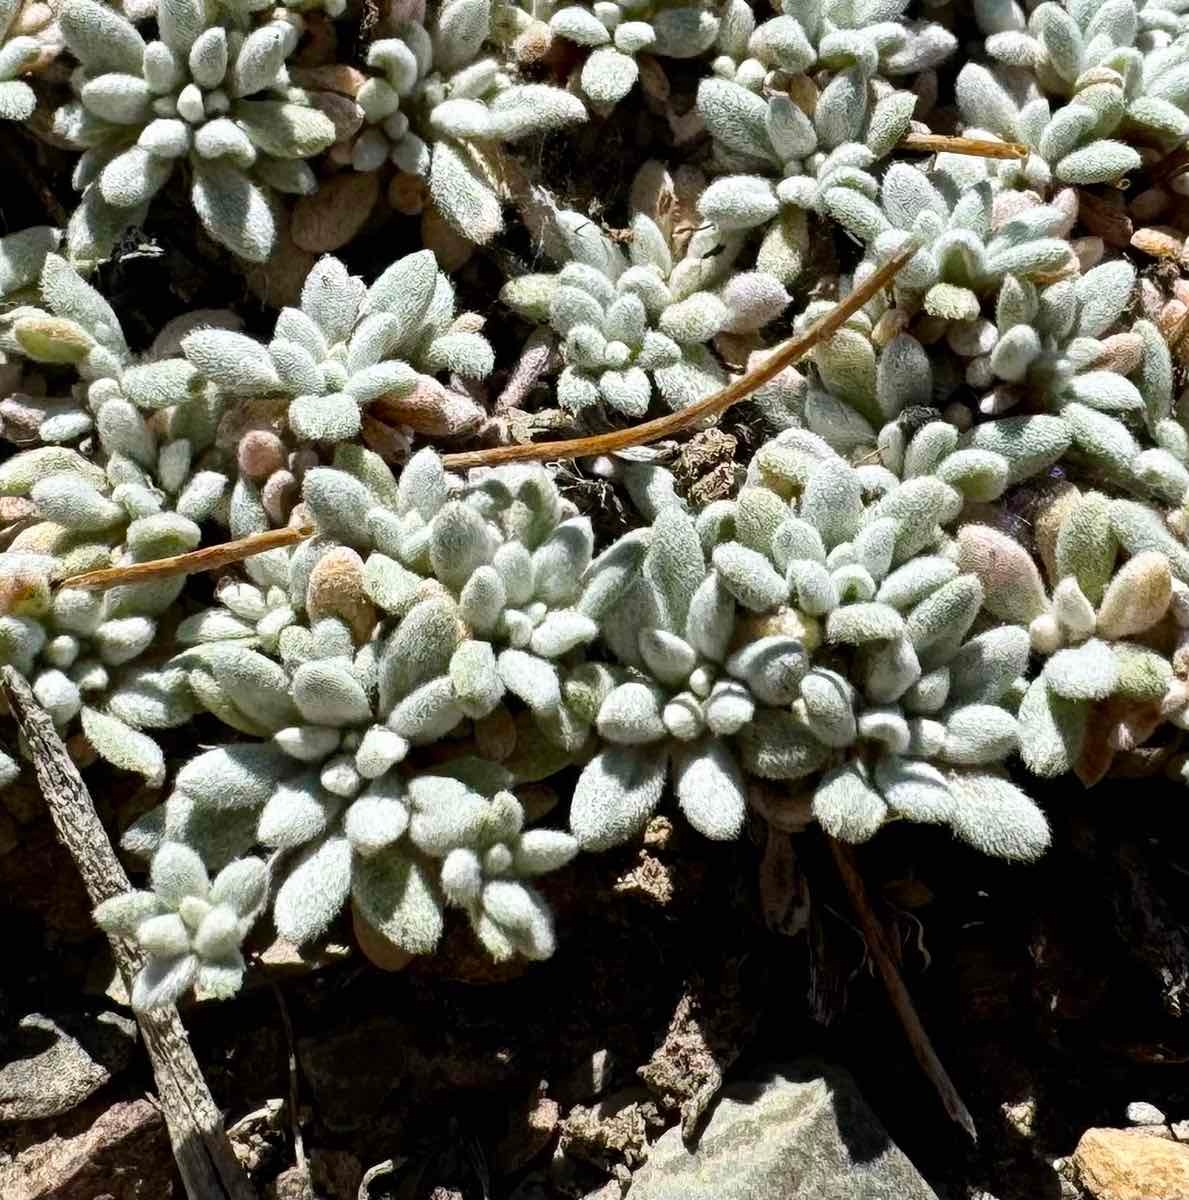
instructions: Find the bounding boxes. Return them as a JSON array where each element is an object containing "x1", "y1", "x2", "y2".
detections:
[
  {"x1": 1126, "y1": 1101, "x2": 1167, "y2": 1126},
  {"x1": 613, "y1": 850, "x2": 673, "y2": 906},
  {"x1": 495, "y1": 1086, "x2": 561, "y2": 1173},
  {"x1": 0, "y1": 1098, "x2": 173, "y2": 1199},
  {"x1": 0, "y1": 822, "x2": 96, "y2": 939},
  {"x1": 559, "y1": 1088, "x2": 661, "y2": 1176},
  {"x1": 227, "y1": 1098, "x2": 285, "y2": 1173},
  {"x1": 1074, "y1": 1127, "x2": 1189, "y2": 1200},
  {"x1": 0, "y1": 1012, "x2": 137, "y2": 1122},
  {"x1": 1001, "y1": 1097, "x2": 1038, "y2": 1139},
  {"x1": 256, "y1": 936, "x2": 353, "y2": 977},
  {"x1": 1130, "y1": 226, "x2": 1185, "y2": 261},
  {"x1": 243, "y1": 223, "x2": 318, "y2": 309},
  {"x1": 625, "y1": 1064, "x2": 939, "y2": 1200},
  {"x1": 672, "y1": 429, "x2": 738, "y2": 507},
  {"x1": 269, "y1": 1166, "x2": 316, "y2": 1200},
  {"x1": 299, "y1": 1011, "x2": 521, "y2": 1134},
  {"x1": 638, "y1": 972, "x2": 752, "y2": 1141},
  {"x1": 583, "y1": 1184, "x2": 625, "y2": 1200},
  {"x1": 422, "y1": 205, "x2": 474, "y2": 273}
]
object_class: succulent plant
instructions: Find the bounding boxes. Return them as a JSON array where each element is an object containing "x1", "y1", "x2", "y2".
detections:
[
  {"x1": 115, "y1": 450, "x2": 590, "y2": 982},
  {"x1": 542, "y1": 0, "x2": 721, "y2": 109},
  {"x1": 52, "y1": 0, "x2": 337, "y2": 263},
  {"x1": 959, "y1": 260, "x2": 1141, "y2": 416},
  {"x1": 0, "y1": 252, "x2": 210, "y2": 445},
  {"x1": 974, "y1": 0, "x2": 1189, "y2": 46},
  {"x1": 975, "y1": 0, "x2": 1189, "y2": 91},
  {"x1": 94, "y1": 842, "x2": 268, "y2": 1010},
  {"x1": 2, "y1": 0, "x2": 1188, "y2": 1011},
  {"x1": 694, "y1": 71, "x2": 918, "y2": 286},
  {"x1": 180, "y1": 251, "x2": 493, "y2": 448},
  {"x1": 0, "y1": 225, "x2": 60, "y2": 313},
  {"x1": 822, "y1": 154, "x2": 1079, "y2": 323},
  {"x1": 570, "y1": 437, "x2": 1049, "y2": 861},
  {"x1": 501, "y1": 162, "x2": 792, "y2": 418},
  {"x1": 748, "y1": 287, "x2": 1032, "y2": 503},
  {"x1": 957, "y1": 503, "x2": 1182, "y2": 785},
  {"x1": 0, "y1": 254, "x2": 243, "y2": 784},
  {"x1": 0, "y1": 0, "x2": 48, "y2": 121},
  {"x1": 709, "y1": 0, "x2": 956, "y2": 90},
  {"x1": 0, "y1": 227, "x2": 62, "y2": 443},
  {"x1": 959, "y1": 0, "x2": 1189, "y2": 187},
  {"x1": 0, "y1": 435, "x2": 215, "y2": 787},
  {"x1": 153, "y1": 448, "x2": 590, "y2": 812},
  {"x1": 126, "y1": 742, "x2": 578, "y2": 981},
  {"x1": 349, "y1": 0, "x2": 585, "y2": 241},
  {"x1": 954, "y1": 260, "x2": 1189, "y2": 509}
]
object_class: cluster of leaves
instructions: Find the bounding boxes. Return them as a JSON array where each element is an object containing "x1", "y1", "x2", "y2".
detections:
[
  {"x1": 960, "y1": 0, "x2": 1189, "y2": 187},
  {"x1": 502, "y1": 160, "x2": 792, "y2": 418},
  {"x1": 351, "y1": 0, "x2": 587, "y2": 242},
  {"x1": 570, "y1": 441, "x2": 1047, "y2": 862},
  {"x1": 179, "y1": 250, "x2": 493, "y2": 445},
  {"x1": 53, "y1": 0, "x2": 338, "y2": 263}
]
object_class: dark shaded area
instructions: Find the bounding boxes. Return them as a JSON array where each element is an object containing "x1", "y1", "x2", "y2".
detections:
[{"x1": 5, "y1": 755, "x2": 1189, "y2": 1198}]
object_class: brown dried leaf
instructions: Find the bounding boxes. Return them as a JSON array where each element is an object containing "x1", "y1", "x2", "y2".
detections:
[
  {"x1": 288, "y1": 65, "x2": 368, "y2": 97},
  {"x1": 351, "y1": 902, "x2": 413, "y2": 972},
  {"x1": 372, "y1": 376, "x2": 485, "y2": 437},
  {"x1": 388, "y1": 171, "x2": 427, "y2": 216},
  {"x1": 304, "y1": 91, "x2": 364, "y2": 144},
  {"x1": 291, "y1": 172, "x2": 379, "y2": 254},
  {"x1": 1130, "y1": 226, "x2": 1186, "y2": 260}
]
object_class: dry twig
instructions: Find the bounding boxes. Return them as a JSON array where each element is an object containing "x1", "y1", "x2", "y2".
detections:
[
  {"x1": 899, "y1": 132, "x2": 1029, "y2": 160},
  {"x1": 358, "y1": 1157, "x2": 404, "y2": 1199},
  {"x1": 60, "y1": 524, "x2": 314, "y2": 593},
  {"x1": 443, "y1": 244, "x2": 915, "y2": 471},
  {"x1": 0, "y1": 667, "x2": 256, "y2": 1200},
  {"x1": 828, "y1": 835, "x2": 977, "y2": 1141},
  {"x1": 271, "y1": 981, "x2": 308, "y2": 1180}
]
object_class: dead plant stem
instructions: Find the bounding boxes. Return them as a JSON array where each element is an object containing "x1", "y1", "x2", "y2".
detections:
[
  {"x1": 899, "y1": 132, "x2": 1029, "y2": 160},
  {"x1": 443, "y1": 245, "x2": 915, "y2": 471},
  {"x1": 828, "y1": 835, "x2": 977, "y2": 1141},
  {"x1": 60, "y1": 524, "x2": 314, "y2": 593}
]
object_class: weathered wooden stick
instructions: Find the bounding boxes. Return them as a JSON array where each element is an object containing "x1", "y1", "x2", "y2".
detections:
[
  {"x1": 60, "y1": 524, "x2": 314, "y2": 593},
  {"x1": 443, "y1": 244, "x2": 915, "y2": 471},
  {"x1": 828, "y1": 836, "x2": 977, "y2": 1141},
  {"x1": 0, "y1": 667, "x2": 257, "y2": 1200},
  {"x1": 899, "y1": 132, "x2": 1029, "y2": 160}
]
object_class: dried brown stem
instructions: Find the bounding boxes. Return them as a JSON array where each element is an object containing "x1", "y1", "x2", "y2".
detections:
[
  {"x1": 0, "y1": 667, "x2": 255, "y2": 1200},
  {"x1": 271, "y1": 981, "x2": 308, "y2": 1180},
  {"x1": 828, "y1": 836, "x2": 977, "y2": 1141},
  {"x1": 60, "y1": 524, "x2": 315, "y2": 593},
  {"x1": 443, "y1": 245, "x2": 915, "y2": 471},
  {"x1": 899, "y1": 132, "x2": 1029, "y2": 161}
]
